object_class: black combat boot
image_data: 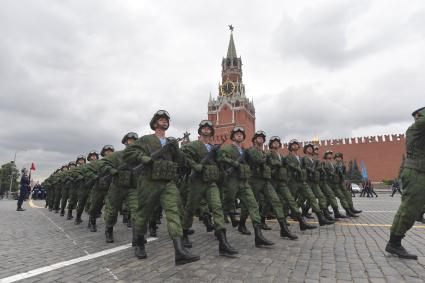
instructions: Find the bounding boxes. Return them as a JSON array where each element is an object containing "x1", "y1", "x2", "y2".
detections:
[
  {"x1": 131, "y1": 226, "x2": 137, "y2": 247},
  {"x1": 216, "y1": 230, "x2": 238, "y2": 257},
  {"x1": 187, "y1": 229, "x2": 195, "y2": 235},
  {"x1": 182, "y1": 229, "x2": 193, "y2": 248},
  {"x1": 16, "y1": 206, "x2": 25, "y2": 211},
  {"x1": 296, "y1": 215, "x2": 317, "y2": 231},
  {"x1": 261, "y1": 216, "x2": 272, "y2": 230},
  {"x1": 54, "y1": 209, "x2": 59, "y2": 213},
  {"x1": 254, "y1": 224, "x2": 274, "y2": 247},
  {"x1": 122, "y1": 213, "x2": 128, "y2": 224},
  {"x1": 302, "y1": 207, "x2": 315, "y2": 219},
  {"x1": 173, "y1": 237, "x2": 200, "y2": 266},
  {"x1": 278, "y1": 219, "x2": 298, "y2": 240},
  {"x1": 333, "y1": 207, "x2": 348, "y2": 219},
  {"x1": 385, "y1": 234, "x2": 417, "y2": 260},
  {"x1": 202, "y1": 213, "x2": 214, "y2": 232},
  {"x1": 229, "y1": 212, "x2": 239, "y2": 227},
  {"x1": 317, "y1": 213, "x2": 335, "y2": 226},
  {"x1": 60, "y1": 209, "x2": 65, "y2": 217},
  {"x1": 66, "y1": 209, "x2": 73, "y2": 220},
  {"x1": 351, "y1": 207, "x2": 362, "y2": 214},
  {"x1": 105, "y1": 227, "x2": 114, "y2": 243},
  {"x1": 89, "y1": 216, "x2": 97, "y2": 232},
  {"x1": 149, "y1": 221, "x2": 157, "y2": 237},
  {"x1": 135, "y1": 235, "x2": 147, "y2": 259},
  {"x1": 74, "y1": 213, "x2": 83, "y2": 224},
  {"x1": 345, "y1": 208, "x2": 359, "y2": 218},
  {"x1": 323, "y1": 209, "x2": 335, "y2": 221},
  {"x1": 237, "y1": 215, "x2": 251, "y2": 235},
  {"x1": 48, "y1": 206, "x2": 53, "y2": 212}
]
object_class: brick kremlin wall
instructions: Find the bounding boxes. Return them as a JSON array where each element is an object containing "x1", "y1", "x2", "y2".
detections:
[{"x1": 278, "y1": 134, "x2": 406, "y2": 182}]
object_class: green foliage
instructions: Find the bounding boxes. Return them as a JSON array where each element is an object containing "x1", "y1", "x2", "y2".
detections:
[
  {"x1": 382, "y1": 179, "x2": 394, "y2": 186},
  {"x1": 0, "y1": 162, "x2": 20, "y2": 194}
]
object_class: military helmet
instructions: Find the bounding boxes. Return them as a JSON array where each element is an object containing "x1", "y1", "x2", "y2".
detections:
[
  {"x1": 101, "y1": 145, "x2": 115, "y2": 157},
  {"x1": 412, "y1": 106, "x2": 425, "y2": 117},
  {"x1": 230, "y1": 126, "x2": 246, "y2": 140},
  {"x1": 76, "y1": 155, "x2": 86, "y2": 163},
  {"x1": 268, "y1": 136, "x2": 282, "y2": 148},
  {"x1": 303, "y1": 142, "x2": 315, "y2": 154},
  {"x1": 122, "y1": 132, "x2": 139, "y2": 144},
  {"x1": 198, "y1": 120, "x2": 215, "y2": 136},
  {"x1": 150, "y1": 110, "x2": 170, "y2": 131},
  {"x1": 334, "y1": 152, "x2": 344, "y2": 159},
  {"x1": 288, "y1": 139, "x2": 300, "y2": 152},
  {"x1": 61, "y1": 164, "x2": 68, "y2": 170},
  {"x1": 87, "y1": 150, "x2": 99, "y2": 160},
  {"x1": 252, "y1": 130, "x2": 266, "y2": 143},
  {"x1": 68, "y1": 161, "x2": 77, "y2": 167},
  {"x1": 323, "y1": 150, "x2": 333, "y2": 159}
]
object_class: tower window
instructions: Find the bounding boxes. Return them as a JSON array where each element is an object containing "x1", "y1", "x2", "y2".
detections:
[{"x1": 227, "y1": 59, "x2": 231, "y2": 66}]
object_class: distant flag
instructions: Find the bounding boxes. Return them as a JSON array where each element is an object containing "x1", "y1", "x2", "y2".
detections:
[
  {"x1": 360, "y1": 160, "x2": 368, "y2": 180},
  {"x1": 30, "y1": 163, "x2": 36, "y2": 171}
]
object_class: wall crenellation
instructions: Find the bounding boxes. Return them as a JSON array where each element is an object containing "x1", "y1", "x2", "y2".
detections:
[{"x1": 281, "y1": 134, "x2": 405, "y2": 148}]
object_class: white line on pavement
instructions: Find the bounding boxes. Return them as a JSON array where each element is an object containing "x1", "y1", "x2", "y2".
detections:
[{"x1": 0, "y1": 238, "x2": 158, "y2": 283}]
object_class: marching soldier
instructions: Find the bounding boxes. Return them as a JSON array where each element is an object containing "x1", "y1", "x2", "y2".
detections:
[
  {"x1": 267, "y1": 136, "x2": 317, "y2": 231},
  {"x1": 75, "y1": 150, "x2": 99, "y2": 225},
  {"x1": 181, "y1": 120, "x2": 238, "y2": 256},
  {"x1": 218, "y1": 126, "x2": 274, "y2": 247},
  {"x1": 286, "y1": 139, "x2": 333, "y2": 226},
  {"x1": 66, "y1": 155, "x2": 86, "y2": 220},
  {"x1": 244, "y1": 131, "x2": 298, "y2": 239},
  {"x1": 59, "y1": 161, "x2": 77, "y2": 217},
  {"x1": 86, "y1": 145, "x2": 115, "y2": 232},
  {"x1": 386, "y1": 107, "x2": 425, "y2": 260},
  {"x1": 302, "y1": 143, "x2": 335, "y2": 222},
  {"x1": 102, "y1": 132, "x2": 139, "y2": 243},
  {"x1": 334, "y1": 153, "x2": 362, "y2": 214},
  {"x1": 123, "y1": 110, "x2": 200, "y2": 265}
]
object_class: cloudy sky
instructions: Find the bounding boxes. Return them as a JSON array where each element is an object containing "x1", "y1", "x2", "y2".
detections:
[{"x1": 1, "y1": 0, "x2": 424, "y2": 180}]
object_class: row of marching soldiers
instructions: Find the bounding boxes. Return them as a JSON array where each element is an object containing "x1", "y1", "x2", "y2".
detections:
[{"x1": 42, "y1": 110, "x2": 362, "y2": 266}]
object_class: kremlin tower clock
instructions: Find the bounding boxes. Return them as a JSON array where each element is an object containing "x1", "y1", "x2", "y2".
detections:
[{"x1": 207, "y1": 26, "x2": 256, "y2": 146}]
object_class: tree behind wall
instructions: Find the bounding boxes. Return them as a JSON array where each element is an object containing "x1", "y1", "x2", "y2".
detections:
[{"x1": 0, "y1": 162, "x2": 20, "y2": 195}]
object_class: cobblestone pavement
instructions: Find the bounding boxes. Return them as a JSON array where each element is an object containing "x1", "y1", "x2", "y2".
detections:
[{"x1": 1, "y1": 195, "x2": 425, "y2": 283}]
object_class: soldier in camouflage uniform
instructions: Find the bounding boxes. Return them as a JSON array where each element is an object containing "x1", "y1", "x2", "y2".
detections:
[
  {"x1": 386, "y1": 107, "x2": 425, "y2": 260},
  {"x1": 314, "y1": 146, "x2": 348, "y2": 219},
  {"x1": 60, "y1": 161, "x2": 77, "y2": 217},
  {"x1": 75, "y1": 150, "x2": 99, "y2": 225},
  {"x1": 86, "y1": 145, "x2": 115, "y2": 232},
  {"x1": 181, "y1": 120, "x2": 238, "y2": 256},
  {"x1": 334, "y1": 153, "x2": 362, "y2": 215},
  {"x1": 286, "y1": 139, "x2": 334, "y2": 226},
  {"x1": 302, "y1": 143, "x2": 335, "y2": 222},
  {"x1": 322, "y1": 150, "x2": 358, "y2": 218},
  {"x1": 53, "y1": 165, "x2": 68, "y2": 213},
  {"x1": 267, "y1": 136, "x2": 317, "y2": 231},
  {"x1": 123, "y1": 110, "x2": 200, "y2": 265},
  {"x1": 243, "y1": 131, "x2": 298, "y2": 240},
  {"x1": 66, "y1": 155, "x2": 86, "y2": 220},
  {"x1": 218, "y1": 126, "x2": 274, "y2": 247},
  {"x1": 102, "y1": 132, "x2": 138, "y2": 243}
]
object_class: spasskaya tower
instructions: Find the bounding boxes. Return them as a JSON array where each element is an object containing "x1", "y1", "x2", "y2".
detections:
[{"x1": 207, "y1": 26, "x2": 256, "y2": 146}]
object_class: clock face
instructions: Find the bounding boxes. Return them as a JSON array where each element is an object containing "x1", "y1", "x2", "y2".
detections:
[{"x1": 221, "y1": 81, "x2": 235, "y2": 96}]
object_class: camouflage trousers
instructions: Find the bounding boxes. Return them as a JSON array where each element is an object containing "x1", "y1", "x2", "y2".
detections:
[
  {"x1": 242, "y1": 177, "x2": 285, "y2": 220},
  {"x1": 221, "y1": 176, "x2": 261, "y2": 226},
  {"x1": 329, "y1": 183, "x2": 350, "y2": 210},
  {"x1": 271, "y1": 180, "x2": 302, "y2": 217},
  {"x1": 134, "y1": 177, "x2": 183, "y2": 237},
  {"x1": 104, "y1": 182, "x2": 129, "y2": 227},
  {"x1": 88, "y1": 183, "x2": 109, "y2": 217},
  {"x1": 288, "y1": 180, "x2": 321, "y2": 214},
  {"x1": 307, "y1": 181, "x2": 328, "y2": 211},
  {"x1": 182, "y1": 177, "x2": 226, "y2": 232},
  {"x1": 391, "y1": 168, "x2": 425, "y2": 236},
  {"x1": 319, "y1": 181, "x2": 339, "y2": 209}
]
